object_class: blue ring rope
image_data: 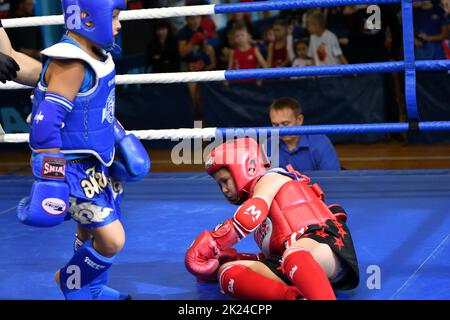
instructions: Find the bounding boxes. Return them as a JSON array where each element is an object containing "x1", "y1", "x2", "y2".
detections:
[
  {"x1": 401, "y1": 0, "x2": 419, "y2": 120},
  {"x1": 216, "y1": 122, "x2": 450, "y2": 137},
  {"x1": 224, "y1": 60, "x2": 450, "y2": 80},
  {"x1": 215, "y1": 0, "x2": 401, "y2": 13}
]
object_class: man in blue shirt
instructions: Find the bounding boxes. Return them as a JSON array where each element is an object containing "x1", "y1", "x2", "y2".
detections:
[{"x1": 268, "y1": 97, "x2": 340, "y2": 171}]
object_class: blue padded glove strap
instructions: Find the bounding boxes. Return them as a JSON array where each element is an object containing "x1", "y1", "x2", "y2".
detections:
[{"x1": 30, "y1": 92, "x2": 73, "y2": 150}]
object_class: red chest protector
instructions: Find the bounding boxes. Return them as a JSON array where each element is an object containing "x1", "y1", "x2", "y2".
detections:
[{"x1": 251, "y1": 173, "x2": 337, "y2": 257}]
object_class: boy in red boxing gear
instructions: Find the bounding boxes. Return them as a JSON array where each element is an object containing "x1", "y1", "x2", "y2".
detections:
[
  {"x1": 185, "y1": 138, "x2": 359, "y2": 300},
  {"x1": 224, "y1": 24, "x2": 267, "y2": 87}
]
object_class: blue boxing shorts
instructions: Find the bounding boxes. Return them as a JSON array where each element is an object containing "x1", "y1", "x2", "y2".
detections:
[{"x1": 65, "y1": 156, "x2": 124, "y2": 229}]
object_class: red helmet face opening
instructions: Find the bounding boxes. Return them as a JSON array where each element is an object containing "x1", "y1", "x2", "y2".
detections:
[{"x1": 206, "y1": 138, "x2": 271, "y2": 201}]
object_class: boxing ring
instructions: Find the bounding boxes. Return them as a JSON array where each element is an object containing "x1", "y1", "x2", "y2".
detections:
[{"x1": 1, "y1": 0, "x2": 450, "y2": 300}]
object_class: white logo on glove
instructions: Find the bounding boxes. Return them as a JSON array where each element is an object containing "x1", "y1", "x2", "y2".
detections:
[
  {"x1": 41, "y1": 198, "x2": 66, "y2": 215},
  {"x1": 289, "y1": 265, "x2": 298, "y2": 280},
  {"x1": 228, "y1": 279, "x2": 235, "y2": 294}
]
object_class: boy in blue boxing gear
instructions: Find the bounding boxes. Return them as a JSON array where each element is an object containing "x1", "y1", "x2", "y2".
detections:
[{"x1": 18, "y1": 0, "x2": 150, "y2": 300}]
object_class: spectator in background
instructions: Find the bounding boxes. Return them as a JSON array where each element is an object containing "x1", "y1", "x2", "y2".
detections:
[
  {"x1": 258, "y1": 24, "x2": 275, "y2": 59},
  {"x1": 344, "y1": 4, "x2": 402, "y2": 63},
  {"x1": 269, "y1": 97, "x2": 340, "y2": 171},
  {"x1": 146, "y1": 20, "x2": 180, "y2": 73},
  {"x1": 222, "y1": 12, "x2": 260, "y2": 48},
  {"x1": 292, "y1": 39, "x2": 313, "y2": 67},
  {"x1": 8, "y1": 0, "x2": 42, "y2": 60},
  {"x1": 178, "y1": 15, "x2": 216, "y2": 72},
  {"x1": 127, "y1": 0, "x2": 145, "y2": 9},
  {"x1": 413, "y1": 1, "x2": 449, "y2": 60},
  {"x1": 306, "y1": 10, "x2": 348, "y2": 66},
  {"x1": 0, "y1": 0, "x2": 10, "y2": 19},
  {"x1": 339, "y1": 4, "x2": 404, "y2": 140},
  {"x1": 267, "y1": 19, "x2": 291, "y2": 68},
  {"x1": 178, "y1": 15, "x2": 217, "y2": 121},
  {"x1": 442, "y1": 0, "x2": 450, "y2": 59},
  {"x1": 218, "y1": 28, "x2": 236, "y2": 69},
  {"x1": 185, "y1": 0, "x2": 219, "y2": 47},
  {"x1": 225, "y1": 23, "x2": 267, "y2": 86}
]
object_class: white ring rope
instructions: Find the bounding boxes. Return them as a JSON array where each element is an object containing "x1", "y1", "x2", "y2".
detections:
[
  {"x1": 0, "y1": 71, "x2": 227, "y2": 90},
  {"x1": 0, "y1": 128, "x2": 218, "y2": 144},
  {"x1": 1, "y1": 5, "x2": 216, "y2": 28},
  {"x1": 118, "y1": 71, "x2": 226, "y2": 85}
]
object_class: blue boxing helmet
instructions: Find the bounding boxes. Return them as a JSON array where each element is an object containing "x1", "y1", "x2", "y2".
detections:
[{"x1": 62, "y1": 0, "x2": 127, "y2": 53}]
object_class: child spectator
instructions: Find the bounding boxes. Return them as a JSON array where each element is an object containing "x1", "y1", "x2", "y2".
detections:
[
  {"x1": 178, "y1": 15, "x2": 217, "y2": 72},
  {"x1": 306, "y1": 10, "x2": 348, "y2": 66},
  {"x1": 292, "y1": 39, "x2": 313, "y2": 67},
  {"x1": 222, "y1": 12, "x2": 260, "y2": 48},
  {"x1": 218, "y1": 28, "x2": 237, "y2": 69},
  {"x1": 442, "y1": 0, "x2": 450, "y2": 59},
  {"x1": 185, "y1": 0, "x2": 218, "y2": 47},
  {"x1": 268, "y1": 19, "x2": 291, "y2": 67},
  {"x1": 146, "y1": 20, "x2": 180, "y2": 73},
  {"x1": 0, "y1": 0, "x2": 10, "y2": 19},
  {"x1": 413, "y1": 1, "x2": 449, "y2": 60},
  {"x1": 258, "y1": 25, "x2": 275, "y2": 59},
  {"x1": 228, "y1": 24, "x2": 268, "y2": 70},
  {"x1": 178, "y1": 15, "x2": 217, "y2": 121},
  {"x1": 225, "y1": 24, "x2": 268, "y2": 86}
]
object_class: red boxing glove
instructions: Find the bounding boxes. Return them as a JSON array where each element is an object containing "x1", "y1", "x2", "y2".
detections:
[
  {"x1": 189, "y1": 32, "x2": 206, "y2": 45},
  {"x1": 185, "y1": 220, "x2": 241, "y2": 278},
  {"x1": 196, "y1": 249, "x2": 264, "y2": 283},
  {"x1": 196, "y1": 248, "x2": 239, "y2": 283},
  {"x1": 185, "y1": 230, "x2": 220, "y2": 278}
]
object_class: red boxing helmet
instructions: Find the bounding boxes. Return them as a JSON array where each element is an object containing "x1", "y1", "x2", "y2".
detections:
[{"x1": 206, "y1": 138, "x2": 270, "y2": 201}]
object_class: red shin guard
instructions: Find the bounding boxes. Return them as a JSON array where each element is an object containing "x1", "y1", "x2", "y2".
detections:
[
  {"x1": 282, "y1": 247, "x2": 336, "y2": 300},
  {"x1": 219, "y1": 264, "x2": 301, "y2": 300}
]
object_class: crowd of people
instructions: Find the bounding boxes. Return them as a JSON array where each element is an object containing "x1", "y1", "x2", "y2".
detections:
[{"x1": 4, "y1": 0, "x2": 449, "y2": 74}]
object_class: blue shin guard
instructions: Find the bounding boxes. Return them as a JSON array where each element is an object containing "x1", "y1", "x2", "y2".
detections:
[
  {"x1": 59, "y1": 239, "x2": 114, "y2": 300},
  {"x1": 74, "y1": 235, "x2": 130, "y2": 300}
]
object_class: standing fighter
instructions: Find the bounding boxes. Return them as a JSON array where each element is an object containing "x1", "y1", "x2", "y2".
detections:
[
  {"x1": 185, "y1": 138, "x2": 359, "y2": 300},
  {"x1": 0, "y1": 18, "x2": 41, "y2": 85},
  {"x1": 17, "y1": 0, "x2": 150, "y2": 300}
]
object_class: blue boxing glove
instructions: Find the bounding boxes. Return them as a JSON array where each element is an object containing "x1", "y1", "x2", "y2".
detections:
[
  {"x1": 109, "y1": 119, "x2": 150, "y2": 182},
  {"x1": 17, "y1": 152, "x2": 69, "y2": 227}
]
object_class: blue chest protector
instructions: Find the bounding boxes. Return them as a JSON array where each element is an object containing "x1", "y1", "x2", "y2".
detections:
[{"x1": 31, "y1": 35, "x2": 116, "y2": 166}]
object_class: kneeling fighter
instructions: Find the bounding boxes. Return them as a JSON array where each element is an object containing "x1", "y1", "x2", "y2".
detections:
[{"x1": 185, "y1": 138, "x2": 359, "y2": 300}]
